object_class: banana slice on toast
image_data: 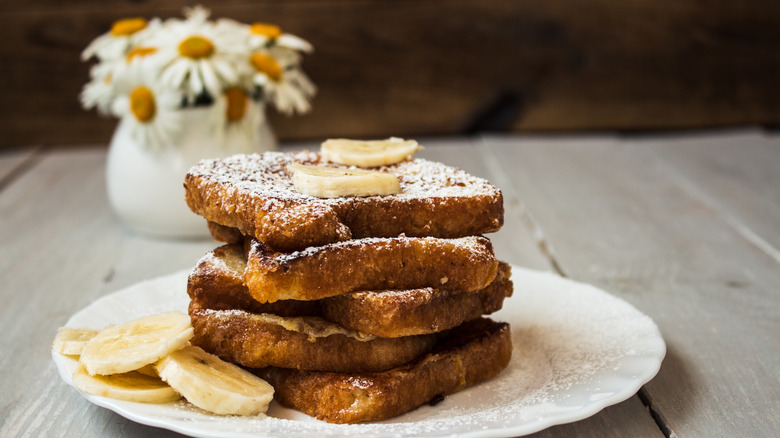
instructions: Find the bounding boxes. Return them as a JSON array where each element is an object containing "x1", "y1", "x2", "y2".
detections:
[
  {"x1": 288, "y1": 163, "x2": 400, "y2": 198},
  {"x1": 321, "y1": 137, "x2": 421, "y2": 167}
]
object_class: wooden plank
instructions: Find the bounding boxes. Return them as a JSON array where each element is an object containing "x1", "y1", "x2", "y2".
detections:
[
  {"x1": 480, "y1": 134, "x2": 780, "y2": 437},
  {"x1": 2, "y1": 0, "x2": 780, "y2": 148},
  {"x1": 529, "y1": 396, "x2": 663, "y2": 438},
  {"x1": 0, "y1": 147, "x2": 39, "y2": 187},
  {"x1": 0, "y1": 146, "x2": 215, "y2": 437},
  {"x1": 638, "y1": 129, "x2": 780, "y2": 261}
]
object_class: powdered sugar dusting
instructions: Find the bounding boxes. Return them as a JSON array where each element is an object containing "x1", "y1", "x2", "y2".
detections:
[
  {"x1": 188, "y1": 151, "x2": 500, "y2": 202},
  {"x1": 56, "y1": 266, "x2": 665, "y2": 437},
  {"x1": 262, "y1": 235, "x2": 491, "y2": 263}
]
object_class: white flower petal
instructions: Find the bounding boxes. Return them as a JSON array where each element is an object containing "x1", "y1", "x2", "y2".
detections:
[
  {"x1": 277, "y1": 34, "x2": 313, "y2": 53},
  {"x1": 80, "y1": 78, "x2": 115, "y2": 114},
  {"x1": 161, "y1": 59, "x2": 190, "y2": 90},
  {"x1": 111, "y1": 95, "x2": 130, "y2": 117},
  {"x1": 188, "y1": 62, "x2": 204, "y2": 96},
  {"x1": 199, "y1": 60, "x2": 222, "y2": 96},
  {"x1": 248, "y1": 34, "x2": 272, "y2": 50},
  {"x1": 287, "y1": 69, "x2": 317, "y2": 96},
  {"x1": 253, "y1": 73, "x2": 271, "y2": 88},
  {"x1": 212, "y1": 57, "x2": 238, "y2": 83}
]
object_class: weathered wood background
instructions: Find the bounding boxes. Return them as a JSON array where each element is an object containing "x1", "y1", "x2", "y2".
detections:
[{"x1": 2, "y1": 0, "x2": 779, "y2": 148}]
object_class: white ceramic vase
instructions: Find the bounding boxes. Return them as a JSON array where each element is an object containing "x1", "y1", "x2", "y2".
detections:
[{"x1": 106, "y1": 107, "x2": 276, "y2": 239}]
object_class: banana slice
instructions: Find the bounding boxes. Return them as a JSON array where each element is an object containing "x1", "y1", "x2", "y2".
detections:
[
  {"x1": 321, "y1": 137, "x2": 421, "y2": 167},
  {"x1": 80, "y1": 311, "x2": 193, "y2": 376},
  {"x1": 53, "y1": 328, "x2": 98, "y2": 356},
  {"x1": 156, "y1": 346, "x2": 274, "y2": 416},
  {"x1": 135, "y1": 364, "x2": 159, "y2": 378},
  {"x1": 72, "y1": 365, "x2": 181, "y2": 403},
  {"x1": 288, "y1": 163, "x2": 401, "y2": 198}
]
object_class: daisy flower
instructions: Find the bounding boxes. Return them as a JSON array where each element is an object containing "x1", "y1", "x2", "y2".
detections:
[
  {"x1": 248, "y1": 22, "x2": 313, "y2": 53},
  {"x1": 214, "y1": 16, "x2": 250, "y2": 38},
  {"x1": 112, "y1": 43, "x2": 167, "y2": 83},
  {"x1": 81, "y1": 41, "x2": 168, "y2": 115},
  {"x1": 81, "y1": 17, "x2": 160, "y2": 61},
  {"x1": 80, "y1": 6, "x2": 316, "y2": 151},
  {"x1": 250, "y1": 47, "x2": 316, "y2": 115},
  {"x1": 80, "y1": 61, "x2": 119, "y2": 114},
  {"x1": 213, "y1": 86, "x2": 266, "y2": 152},
  {"x1": 80, "y1": 77, "x2": 114, "y2": 115},
  {"x1": 111, "y1": 62, "x2": 182, "y2": 150},
  {"x1": 152, "y1": 6, "x2": 247, "y2": 101}
]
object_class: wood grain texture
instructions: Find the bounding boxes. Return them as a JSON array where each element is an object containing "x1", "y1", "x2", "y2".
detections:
[
  {"x1": 640, "y1": 129, "x2": 780, "y2": 260},
  {"x1": 480, "y1": 131, "x2": 780, "y2": 437},
  {"x1": 0, "y1": 147, "x2": 39, "y2": 185},
  {"x1": 1, "y1": 0, "x2": 779, "y2": 148},
  {"x1": 0, "y1": 146, "x2": 215, "y2": 437},
  {"x1": 527, "y1": 395, "x2": 664, "y2": 438}
]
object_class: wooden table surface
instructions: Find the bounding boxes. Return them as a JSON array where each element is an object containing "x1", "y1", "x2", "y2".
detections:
[{"x1": 1, "y1": 130, "x2": 778, "y2": 437}]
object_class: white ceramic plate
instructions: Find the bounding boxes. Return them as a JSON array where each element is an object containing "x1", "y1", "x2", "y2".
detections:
[{"x1": 53, "y1": 266, "x2": 665, "y2": 437}]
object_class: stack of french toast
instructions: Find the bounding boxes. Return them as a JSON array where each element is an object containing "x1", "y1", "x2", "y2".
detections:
[{"x1": 183, "y1": 138, "x2": 514, "y2": 423}]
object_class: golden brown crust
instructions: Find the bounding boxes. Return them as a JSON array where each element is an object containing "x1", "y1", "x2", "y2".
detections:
[
  {"x1": 322, "y1": 261, "x2": 513, "y2": 337},
  {"x1": 184, "y1": 152, "x2": 503, "y2": 252},
  {"x1": 188, "y1": 243, "x2": 512, "y2": 337},
  {"x1": 189, "y1": 307, "x2": 437, "y2": 373},
  {"x1": 257, "y1": 318, "x2": 512, "y2": 423},
  {"x1": 187, "y1": 244, "x2": 318, "y2": 317},
  {"x1": 245, "y1": 236, "x2": 498, "y2": 303},
  {"x1": 207, "y1": 221, "x2": 244, "y2": 244},
  {"x1": 185, "y1": 173, "x2": 352, "y2": 252}
]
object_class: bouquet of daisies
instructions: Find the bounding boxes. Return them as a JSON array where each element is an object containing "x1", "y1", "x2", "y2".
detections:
[{"x1": 80, "y1": 6, "x2": 315, "y2": 150}]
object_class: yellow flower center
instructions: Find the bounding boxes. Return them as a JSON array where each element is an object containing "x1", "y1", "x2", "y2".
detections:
[
  {"x1": 178, "y1": 36, "x2": 215, "y2": 59},
  {"x1": 250, "y1": 53, "x2": 282, "y2": 81},
  {"x1": 130, "y1": 87, "x2": 156, "y2": 122},
  {"x1": 250, "y1": 23, "x2": 282, "y2": 39},
  {"x1": 126, "y1": 47, "x2": 157, "y2": 61},
  {"x1": 111, "y1": 18, "x2": 148, "y2": 36},
  {"x1": 225, "y1": 87, "x2": 248, "y2": 121}
]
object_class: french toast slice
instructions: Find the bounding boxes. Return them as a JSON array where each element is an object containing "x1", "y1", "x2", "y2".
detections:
[
  {"x1": 187, "y1": 243, "x2": 318, "y2": 317},
  {"x1": 321, "y1": 262, "x2": 512, "y2": 338},
  {"x1": 245, "y1": 235, "x2": 498, "y2": 303},
  {"x1": 188, "y1": 243, "x2": 514, "y2": 337},
  {"x1": 189, "y1": 307, "x2": 437, "y2": 373},
  {"x1": 185, "y1": 151, "x2": 504, "y2": 252},
  {"x1": 207, "y1": 221, "x2": 245, "y2": 244},
  {"x1": 256, "y1": 317, "x2": 512, "y2": 424}
]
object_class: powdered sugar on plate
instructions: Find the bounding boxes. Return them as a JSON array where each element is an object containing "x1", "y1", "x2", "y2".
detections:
[{"x1": 52, "y1": 266, "x2": 665, "y2": 438}]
